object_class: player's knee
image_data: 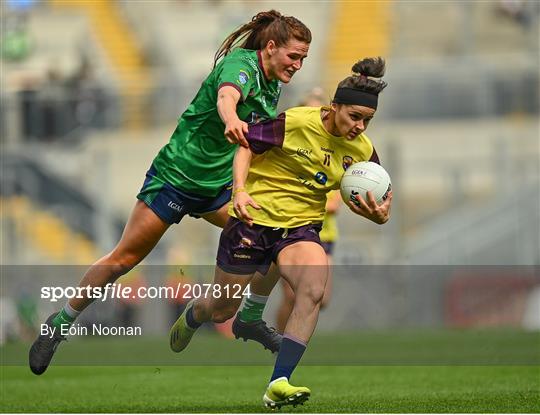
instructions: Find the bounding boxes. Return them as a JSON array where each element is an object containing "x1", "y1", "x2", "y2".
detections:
[{"x1": 303, "y1": 284, "x2": 325, "y2": 306}]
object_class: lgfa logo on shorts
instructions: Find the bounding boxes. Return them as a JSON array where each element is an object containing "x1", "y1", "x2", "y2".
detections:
[{"x1": 168, "y1": 201, "x2": 183, "y2": 213}]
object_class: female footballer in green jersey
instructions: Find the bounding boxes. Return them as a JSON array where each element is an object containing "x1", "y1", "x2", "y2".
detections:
[
  {"x1": 29, "y1": 10, "x2": 311, "y2": 376},
  {"x1": 170, "y1": 57, "x2": 392, "y2": 408}
]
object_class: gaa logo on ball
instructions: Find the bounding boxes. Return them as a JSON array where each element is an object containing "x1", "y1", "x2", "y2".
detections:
[{"x1": 340, "y1": 161, "x2": 391, "y2": 205}]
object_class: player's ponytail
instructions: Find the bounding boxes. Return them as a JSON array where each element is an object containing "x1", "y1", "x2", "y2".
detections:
[
  {"x1": 337, "y1": 57, "x2": 388, "y2": 96},
  {"x1": 213, "y1": 10, "x2": 311, "y2": 67}
]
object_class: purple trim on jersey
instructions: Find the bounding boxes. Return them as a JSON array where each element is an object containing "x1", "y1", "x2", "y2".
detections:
[
  {"x1": 369, "y1": 147, "x2": 380, "y2": 164},
  {"x1": 256, "y1": 50, "x2": 270, "y2": 82},
  {"x1": 246, "y1": 112, "x2": 286, "y2": 154},
  {"x1": 218, "y1": 82, "x2": 245, "y2": 101}
]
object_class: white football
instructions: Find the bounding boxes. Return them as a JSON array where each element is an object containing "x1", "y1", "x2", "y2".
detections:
[{"x1": 340, "y1": 161, "x2": 392, "y2": 206}]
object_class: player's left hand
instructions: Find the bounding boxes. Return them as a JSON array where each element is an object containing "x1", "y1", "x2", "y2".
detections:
[
  {"x1": 233, "y1": 191, "x2": 261, "y2": 227},
  {"x1": 348, "y1": 190, "x2": 392, "y2": 224}
]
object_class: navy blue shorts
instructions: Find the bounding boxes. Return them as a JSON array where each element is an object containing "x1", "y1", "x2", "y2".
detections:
[
  {"x1": 136, "y1": 165, "x2": 232, "y2": 225},
  {"x1": 216, "y1": 217, "x2": 323, "y2": 275}
]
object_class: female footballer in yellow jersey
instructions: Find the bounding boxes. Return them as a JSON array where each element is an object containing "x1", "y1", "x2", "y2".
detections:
[
  {"x1": 274, "y1": 88, "x2": 340, "y2": 333},
  {"x1": 172, "y1": 57, "x2": 392, "y2": 408}
]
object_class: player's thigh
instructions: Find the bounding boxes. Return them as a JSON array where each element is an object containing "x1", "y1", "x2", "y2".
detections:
[
  {"x1": 109, "y1": 200, "x2": 170, "y2": 264},
  {"x1": 281, "y1": 278, "x2": 295, "y2": 302},
  {"x1": 201, "y1": 204, "x2": 230, "y2": 228},
  {"x1": 277, "y1": 241, "x2": 328, "y2": 301}
]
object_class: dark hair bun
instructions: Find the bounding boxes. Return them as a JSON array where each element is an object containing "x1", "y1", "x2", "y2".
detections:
[{"x1": 352, "y1": 57, "x2": 386, "y2": 78}]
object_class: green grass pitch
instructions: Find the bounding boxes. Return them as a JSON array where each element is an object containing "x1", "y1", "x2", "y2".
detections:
[{"x1": 1, "y1": 330, "x2": 539, "y2": 413}]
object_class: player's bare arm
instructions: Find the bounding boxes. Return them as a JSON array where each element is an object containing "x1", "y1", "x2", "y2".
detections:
[
  {"x1": 232, "y1": 146, "x2": 260, "y2": 226},
  {"x1": 217, "y1": 86, "x2": 249, "y2": 148}
]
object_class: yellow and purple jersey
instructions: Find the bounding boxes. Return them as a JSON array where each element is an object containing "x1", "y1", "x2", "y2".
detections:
[{"x1": 231, "y1": 106, "x2": 379, "y2": 228}]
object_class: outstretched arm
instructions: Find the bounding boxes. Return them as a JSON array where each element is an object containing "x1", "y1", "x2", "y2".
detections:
[
  {"x1": 232, "y1": 146, "x2": 260, "y2": 226},
  {"x1": 232, "y1": 112, "x2": 286, "y2": 225},
  {"x1": 217, "y1": 86, "x2": 249, "y2": 148}
]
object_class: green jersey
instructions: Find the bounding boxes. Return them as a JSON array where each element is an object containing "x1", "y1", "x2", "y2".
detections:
[{"x1": 152, "y1": 48, "x2": 282, "y2": 197}]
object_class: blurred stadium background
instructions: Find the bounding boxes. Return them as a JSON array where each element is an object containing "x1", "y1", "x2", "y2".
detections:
[{"x1": 1, "y1": 0, "x2": 539, "y2": 344}]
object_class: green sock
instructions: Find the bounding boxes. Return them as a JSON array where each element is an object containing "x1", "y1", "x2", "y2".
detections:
[
  {"x1": 239, "y1": 294, "x2": 268, "y2": 322},
  {"x1": 51, "y1": 306, "x2": 78, "y2": 330}
]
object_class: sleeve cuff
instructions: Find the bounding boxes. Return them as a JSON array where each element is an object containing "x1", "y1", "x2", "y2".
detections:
[{"x1": 218, "y1": 82, "x2": 245, "y2": 101}]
